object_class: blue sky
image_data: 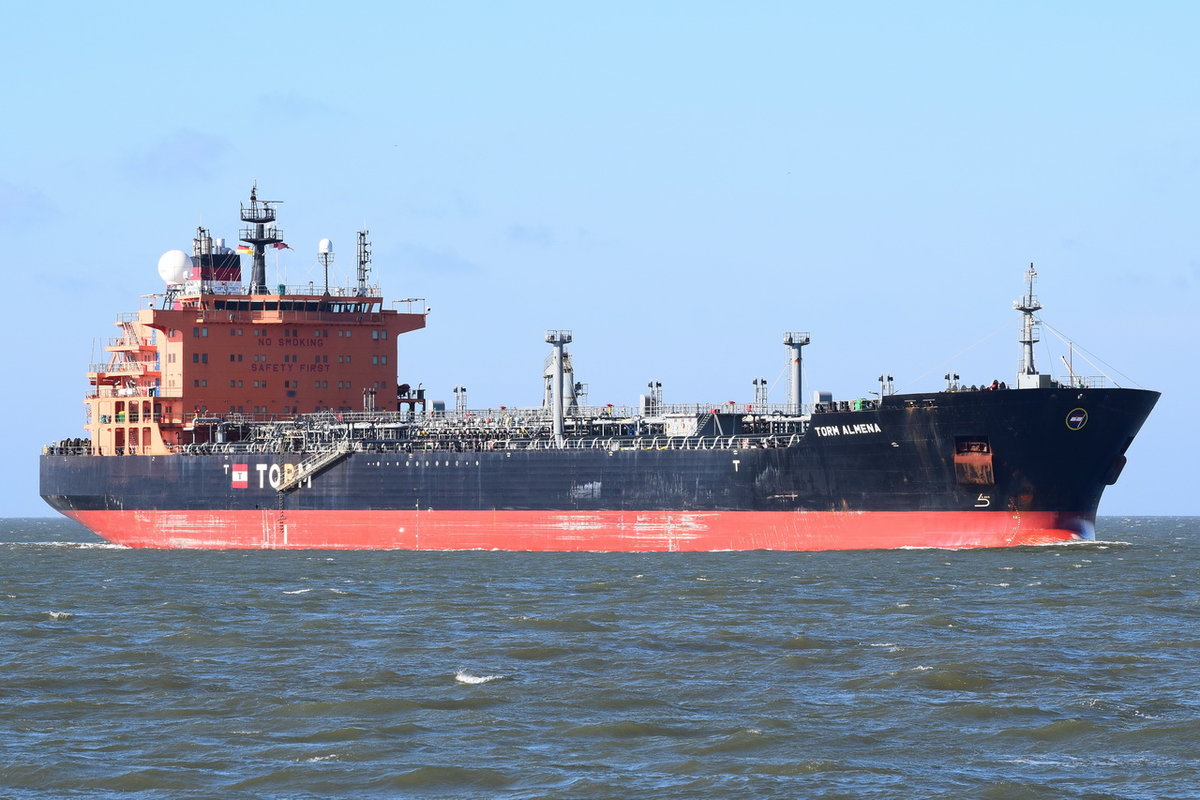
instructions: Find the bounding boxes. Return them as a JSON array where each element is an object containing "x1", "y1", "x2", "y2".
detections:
[{"x1": 5, "y1": 1, "x2": 1196, "y2": 515}]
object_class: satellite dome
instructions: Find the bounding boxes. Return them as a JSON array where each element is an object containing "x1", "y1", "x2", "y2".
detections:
[
  {"x1": 318, "y1": 238, "x2": 333, "y2": 255},
  {"x1": 157, "y1": 249, "x2": 192, "y2": 284}
]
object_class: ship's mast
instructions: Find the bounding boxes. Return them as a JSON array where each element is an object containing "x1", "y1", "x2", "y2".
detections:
[
  {"x1": 546, "y1": 330, "x2": 572, "y2": 448},
  {"x1": 239, "y1": 186, "x2": 283, "y2": 294},
  {"x1": 356, "y1": 230, "x2": 371, "y2": 296},
  {"x1": 782, "y1": 332, "x2": 810, "y2": 414},
  {"x1": 1014, "y1": 263, "x2": 1046, "y2": 389}
]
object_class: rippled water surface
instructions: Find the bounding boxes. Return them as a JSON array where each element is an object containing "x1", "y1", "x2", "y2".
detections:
[{"x1": 3, "y1": 517, "x2": 1199, "y2": 799}]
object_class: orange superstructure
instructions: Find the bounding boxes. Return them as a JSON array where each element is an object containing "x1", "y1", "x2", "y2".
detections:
[{"x1": 84, "y1": 189, "x2": 427, "y2": 455}]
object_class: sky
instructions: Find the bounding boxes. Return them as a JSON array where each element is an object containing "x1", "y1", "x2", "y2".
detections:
[{"x1": 4, "y1": 1, "x2": 1196, "y2": 516}]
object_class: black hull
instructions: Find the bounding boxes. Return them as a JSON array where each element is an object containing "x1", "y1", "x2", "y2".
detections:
[{"x1": 43, "y1": 388, "x2": 1157, "y2": 516}]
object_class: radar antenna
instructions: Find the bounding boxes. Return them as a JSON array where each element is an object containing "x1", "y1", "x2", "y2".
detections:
[{"x1": 318, "y1": 238, "x2": 334, "y2": 294}]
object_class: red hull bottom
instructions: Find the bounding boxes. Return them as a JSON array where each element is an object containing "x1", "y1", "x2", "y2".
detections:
[{"x1": 62, "y1": 509, "x2": 1094, "y2": 551}]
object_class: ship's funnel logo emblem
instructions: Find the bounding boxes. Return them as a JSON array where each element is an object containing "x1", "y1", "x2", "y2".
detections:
[{"x1": 1065, "y1": 409, "x2": 1088, "y2": 431}]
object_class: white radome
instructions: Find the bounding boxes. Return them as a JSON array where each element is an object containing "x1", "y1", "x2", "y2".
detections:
[{"x1": 157, "y1": 249, "x2": 192, "y2": 284}]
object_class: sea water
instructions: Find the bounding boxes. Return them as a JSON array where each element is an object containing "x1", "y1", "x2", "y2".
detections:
[{"x1": 2, "y1": 516, "x2": 1198, "y2": 799}]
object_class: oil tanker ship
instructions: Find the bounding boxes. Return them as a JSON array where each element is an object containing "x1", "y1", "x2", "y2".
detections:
[{"x1": 40, "y1": 190, "x2": 1159, "y2": 550}]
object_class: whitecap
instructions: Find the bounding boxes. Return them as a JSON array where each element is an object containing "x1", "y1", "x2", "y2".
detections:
[
  {"x1": 1007, "y1": 756, "x2": 1071, "y2": 767},
  {"x1": 1030, "y1": 538, "x2": 1129, "y2": 548},
  {"x1": 455, "y1": 670, "x2": 506, "y2": 685},
  {"x1": 282, "y1": 589, "x2": 313, "y2": 595},
  {"x1": 47, "y1": 611, "x2": 73, "y2": 620}
]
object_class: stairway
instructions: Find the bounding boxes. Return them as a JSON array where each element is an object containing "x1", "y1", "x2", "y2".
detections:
[{"x1": 277, "y1": 440, "x2": 354, "y2": 493}]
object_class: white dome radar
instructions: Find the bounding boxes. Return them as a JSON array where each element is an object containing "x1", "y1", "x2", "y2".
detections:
[
  {"x1": 157, "y1": 250, "x2": 192, "y2": 284},
  {"x1": 157, "y1": 251, "x2": 192, "y2": 286}
]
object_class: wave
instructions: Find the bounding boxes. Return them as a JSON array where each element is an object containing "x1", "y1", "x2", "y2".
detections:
[
  {"x1": 282, "y1": 588, "x2": 350, "y2": 595},
  {"x1": 682, "y1": 727, "x2": 770, "y2": 755},
  {"x1": 375, "y1": 765, "x2": 512, "y2": 790},
  {"x1": 508, "y1": 615, "x2": 613, "y2": 632},
  {"x1": 455, "y1": 670, "x2": 506, "y2": 685},
  {"x1": 1025, "y1": 538, "x2": 1132, "y2": 548},
  {"x1": 15, "y1": 541, "x2": 127, "y2": 549},
  {"x1": 561, "y1": 720, "x2": 697, "y2": 739}
]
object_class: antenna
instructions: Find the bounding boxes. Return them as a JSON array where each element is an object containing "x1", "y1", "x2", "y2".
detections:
[
  {"x1": 356, "y1": 230, "x2": 371, "y2": 296},
  {"x1": 318, "y1": 238, "x2": 334, "y2": 293}
]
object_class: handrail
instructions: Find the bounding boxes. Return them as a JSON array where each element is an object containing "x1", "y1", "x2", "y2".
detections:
[
  {"x1": 107, "y1": 336, "x2": 154, "y2": 348},
  {"x1": 1056, "y1": 375, "x2": 1109, "y2": 389},
  {"x1": 57, "y1": 428, "x2": 802, "y2": 458},
  {"x1": 88, "y1": 360, "x2": 158, "y2": 374}
]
